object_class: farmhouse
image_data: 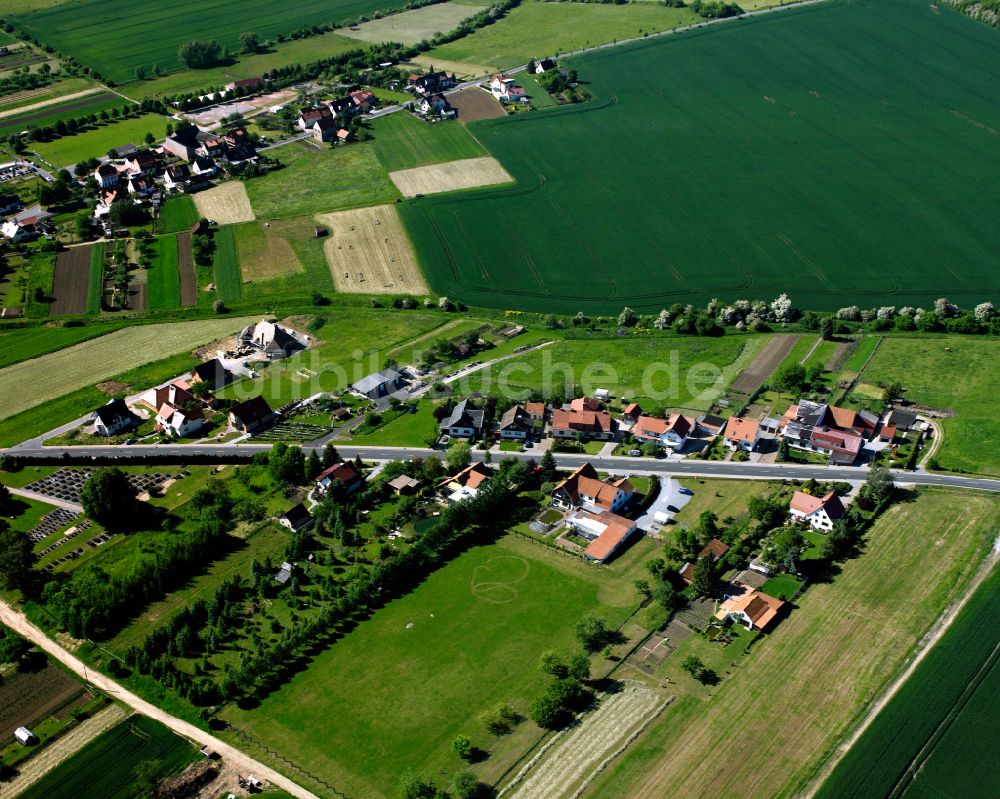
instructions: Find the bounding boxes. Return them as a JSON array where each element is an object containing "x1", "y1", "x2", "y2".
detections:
[
  {"x1": 632, "y1": 413, "x2": 693, "y2": 450},
  {"x1": 192, "y1": 156, "x2": 218, "y2": 177},
  {"x1": 437, "y1": 462, "x2": 492, "y2": 503},
  {"x1": 780, "y1": 400, "x2": 878, "y2": 445},
  {"x1": 353, "y1": 368, "x2": 405, "y2": 400},
  {"x1": 566, "y1": 509, "x2": 638, "y2": 563},
  {"x1": 125, "y1": 149, "x2": 162, "y2": 177},
  {"x1": 570, "y1": 396, "x2": 603, "y2": 413},
  {"x1": 156, "y1": 402, "x2": 204, "y2": 437},
  {"x1": 163, "y1": 125, "x2": 200, "y2": 161},
  {"x1": 238, "y1": 320, "x2": 301, "y2": 359},
  {"x1": 350, "y1": 89, "x2": 376, "y2": 112},
  {"x1": 164, "y1": 164, "x2": 191, "y2": 191},
  {"x1": 789, "y1": 490, "x2": 845, "y2": 531},
  {"x1": 127, "y1": 174, "x2": 155, "y2": 198},
  {"x1": 549, "y1": 408, "x2": 615, "y2": 441},
  {"x1": 416, "y1": 93, "x2": 455, "y2": 118},
  {"x1": 279, "y1": 503, "x2": 313, "y2": 532},
  {"x1": 298, "y1": 106, "x2": 333, "y2": 130},
  {"x1": 228, "y1": 396, "x2": 275, "y2": 433},
  {"x1": 92, "y1": 398, "x2": 137, "y2": 437},
  {"x1": 312, "y1": 116, "x2": 339, "y2": 142},
  {"x1": 497, "y1": 404, "x2": 533, "y2": 440},
  {"x1": 439, "y1": 398, "x2": 485, "y2": 439},
  {"x1": 716, "y1": 586, "x2": 786, "y2": 631},
  {"x1": 551, "y1": 462, "x2": 634, "y2": 513},
  {"x1": 316, "y1": 462, "x2": 364, "y2": 497},
  {"x1": 724, "y1": 416, "x2": 761, "y2": 452},
  {"x1": 408, "y1": 71, "x2": 453, "y2": 95},
  {"x1": 490, "y1": 74, "x2": 527, "y2": 103},
  {"x1": 388, "y1": 475, "x2": 420, "y2": 495}
]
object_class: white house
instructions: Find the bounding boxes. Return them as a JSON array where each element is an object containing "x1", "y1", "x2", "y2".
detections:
[
  {"x1": 632, "y1": 413, "x2": 692, "y2": 450},
  {"x1": 439, "y1": 398, "x2": 485, "y2": 439},
  {"x1": 723, "y1": 416, "x2": 762, "y2": 452},
  {"x1": 490, "y1": 74, "x2": 527, "y2": 103},
  {"x1": 1, "y1": 220, "x2": 37, "y2": 242},
  {"x1": 788, "y1": 490, "x2": 845, "y2": 531},
  {"x1": 92, "y1": 398, "x2": 136, "y2": 437},
  {"x1": 156, "y1": 402, "x2": 204, "y2": 437},
  {"x1": 94, "y1": 162, "x2": 120, "y2": 189},
  {"x1": 551, "y1": 463, "x2": 634, "y2": 514}
]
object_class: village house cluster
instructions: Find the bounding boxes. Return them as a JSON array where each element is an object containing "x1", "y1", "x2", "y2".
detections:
[{"x1": 296, "y1": 88, "x2": 377, "y2": 143}]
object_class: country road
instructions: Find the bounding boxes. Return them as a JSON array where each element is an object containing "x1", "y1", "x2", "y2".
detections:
[{"x1": 0, "y1": 601, "x2": 323, "y2": 799}]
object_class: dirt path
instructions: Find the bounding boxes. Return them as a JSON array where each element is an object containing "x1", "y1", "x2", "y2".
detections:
[
  {"x1": 0, "y1": 87, "x2": 103, "y2": 121},
  {"x1": 0, "y1": 703, "x2": 127, "y2": 799},
  {"x1": 0, "y1": 600, "x2": 322, "y2": 799},
  {"x1": 7, "y1": 486, "x2": 82, "y2": 512},
  {"x1": 800, "y1": 535, "x2": 1000, "y2": 797}
]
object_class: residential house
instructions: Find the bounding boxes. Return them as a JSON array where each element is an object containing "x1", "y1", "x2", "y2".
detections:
[
  {"x1": 316, "y1": 462, "x2": 364, "y2": 496},
  {"x1": 496, "y1": 404, "x2": 533, "y2": 440},
  {"x1": 127, "y1": 174, "x2": 155, "y2": 199},
  {"x1": 697, "y1": 414, "x2": 726, "y2": 436},
  {"x1": 490, "y1": 74, "x2": 527, "y2": 103},
  {"x1": 312, "y1": 116, "x2": 338, "y2": 142},
  {"x1": 439, "y1": 398, "x2": 485, "y2": 439},
  {"x1": 0, "y1": 220, "x2": 37, "y2": 242},
  {"x1": 534, "y1": 58, "x2": 557, "y2": 73},
  {"x1": 162, "y1": 125, "x2": 200, "y2": 161},
  {"x1": 92, "y1": 398, "x2": 137, "y2": 437},
  {"x1": 621, "y1": 403, "x2": 643, "y2": 426},
  {"x1": 437, "y1": 462, "x2": 492, "y2": 503},
  {"x1": 353, "y1": 368, "x2": 405, "y2": 400},
  {"x1": 328, "y1": 96, "x2": 354, "y2": 116},
  {"x1": 789, "y1": 490, "x2": 845, "y2": 531},
  {"x1": 632, "y1": 413, "x2": 693, "y2": 450},
  {"x1": 138, "y1": 380, "x2": 195, "y2": 414},
  {"x1": 551, "y1": 463, "x2": 634, "y2": 513},
  {"x1": 879, "y1": 424, "x2": 897, "y2": 443},
  {"x1": 567, "y1": 509, "x2": 638, "y2": 563},
  {"x1": 724, "y1": 416, "x2": 761, "y2": 452},
  {"x1": 525, "y1": 401, "x2": 547, "y2": 422},
  {"x1": 279, "y1": 503, "x2": 313, "y2": 532},
  {"x1": 195, "y1": 131, "x2": 226, "y2": 159},
  {"x1": 222, "y1": 127, "x2": 256, "y2": 162},
  {"x1": 678, "y1": 538, "x2": 730, "y2": 584},
  {"x1": 887, "y1": 408, "x2": 918, "y2": 432},
  {"x1": 780, "y1": 400, "x2": 878, "y2": 446},
  {"x1": 298, "y1": 106, "x2": 333, "y2": 131},
  {"x1": 350, "y1": 89, "x2": 376, "y2": 112},
  {"x1": 570, "y1": 396, "x2": 603, "y2": 413},
  {"x1": 0, "y1": 194, "x2": 21, "y2": 215},
  {"x1": 716, "y1": 586, "x2": 785, "y2": 631},
  {"x1": 185, "y1": 173, "x2": 211, "y2": 193},
  {"x1": 805, "y1": 427, "x2": 863, "y2": 465},
  {"x1": 388, "y1": 475, "x2": 420, "y2": 495},
  {"x1": 275, "y1": 561, "x2": 293, "y2": 585},
  {"x1": 156, "y1": 402, "x2": 204, "y2": 437},
  {"x1": 189, "y1": 358, "x2": 232, "y2": 390},
  {"x1": 163, "y1": 164, "x2": 191, "y2": 191},
  {"x1": 94, "y1": 163, "x2": 120, "y2": 189},
  {"x1": 191, "y1": 156, "x2": 218, "y2": 177},
  {"x1": 228, "y1": 396, "x2": 275, "y2": 433},
  {"x1": 408, "y1": 71, "x2": 453, "y2": 95},
  {"x1": 417, "y1": 93, "x2": 454, "y2": 117},
  {"x1": 238, "y1": 320, "x2": 300, "y2": 359},
  {"x1": 549, "y1": 408, "x2": 615, "y2": 441},
  {"x1": 125, "y1": 150, "x2": 161, "y2": 177}
]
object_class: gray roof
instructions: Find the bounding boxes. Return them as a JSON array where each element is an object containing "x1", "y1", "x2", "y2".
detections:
[
  {"x1": 498, "y1": 404, "x2": 530, "y2": 431},
  {"x1": 355, "y1": 368, "x2": 401, "y2": 395},
  {"x1": 440, "y1": 399, "x2": 485, "y2": 431},
  {"x1": 888, "y1": 409, "x2": 917, "y2": 429},
  {"x1": 93, "y1": 398, "x2": 133, "y2": 427}
]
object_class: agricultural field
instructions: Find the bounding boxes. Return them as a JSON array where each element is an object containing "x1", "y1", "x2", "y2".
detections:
[
  {"x1": 815, "y1": 562, "x2": 1000, "y2": 799},
  {"x1": 0, "y1": 661, "x2": 84, "y2": 742},
  {"x1": 220, "y1": 533, "x2": 649, "y2": 798},
  {"x1": 0, "y1": 77, "x2": 98, "y2": 115},
  {"x1": 176, "y1": 232, "x2": 197, "y2": 306},
  {"x1": 371, "y1": 111, "x2": 486, "y2": 172},
  {"x1": 48, "y1": 244, "x2": 93, "y2": 315},
  {"x1": 158, "y1": 195, "x2": 199, "y2": 233},
  {"x1": 318, "y1": 204, "x2": 428, "y2": 294},
  {"x1": 192, "y1": 180, "x2": 254, "y2": 225},
  {"x1": 404, "y1": 0, "x2": 1000, "y2": 313},
  {"x1": 29, "y1": 112, "x2": 168, "y2": 167},
  {"x1": 16, "y1": 715, "x2": 198, "y2": 799},
  {"x1": 0, "y1": 315, "x2": 254, "y2": 419},
  {"x1": 211, "y1": 225, "x2": 242, "y2": 302},
  {"x1": 338, "y1": 1, "x2": 485, "y2": 45},
  {"x1": 232, "y1": 219, "x2": 303, "y2": 282},
  {"x1": 461, "y1": 334, "x2": 763, "y2": 411},
  {"x1": 146, "y1": 234, "x2": 180, "y2": 310},
  {"x1": 0, "y1": 322, "x2": 120, "y2": 369},
  {"x1": 858, "y1": 336, "x2": 1000, "y2": 477},
  {"x1": 389, "y1": 155, "x2": 513, "y2": 196},
  {"x1": 582, "y1": 488, "x2": 1000, "y2": 799},
  {"x1": 8, "y1": 0, "x2": 416, "y2": 84},
  {"x1": 0, "y1": 90, "x2": 127, "y2": 138},
  {"x1": 247, "y1": 141, "x2": 399, "y2": 221}
]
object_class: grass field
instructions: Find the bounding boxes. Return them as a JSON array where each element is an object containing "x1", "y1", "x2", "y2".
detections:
[
  {"x1": 147, "y1": 234, "x2": 180, "y2": 309},
  {"x1": 0, "y1": 90, "x2": 126, "y2": 138},
  {"x1": 9, "y1": 0, "x2": 415, "y2": 84},
  {"x1": 339, "y1": 1, "x2": 484, "y2": 45},
  {"x1": 85, "y1": 242, "x2": 104, "y2": 313},
  {"x1": 16, "y1": 715, "x2": 197, "y2": 799},
  {"x1": 248, "y1": 141, "x2": 399, "y2": 221},
  {"x1": 30, "y1": 112, "x2": 167, "y2": 167},
  {"x1": 232, "y1": 219, "x2": 303, "y2": 282},
  {"x1": 860, "y1": 337, "x2": 1000, "y2": 477},
  {"x1": 582, "y1": 488, "x2": 1000, "y2": 799},
  {"x1": 192, "y1": 181, "x2": 254, "y2": 225},
  {"x1": 404, "y1": 0, "x2": 1000, "y2": 313},
  {"x1": 25, "y1": 251, "x2": 54, "y2": 317},
  {"x1": 220, "y1": 533, "x2": 644, "y2": 798},
  {"x1": 0, "y1": 77, "x2": 97, "y2": 114},
  {"x1": 815, "y1": 561, "x2": 1000, "y2": 799},
  {"x1": 0, "y1": 322, "x2": 121, "y2": 369},
  {"x1": 0, "y1": 316, "x2": 253, "y2": 419},
  {"x1": 389, "y1": 155, "x2": 512, "y2": 196},
  {"x1": 159, "y1": 195, "x2": 199, "y2": 233},
  {"x1": 211, "y1": 225, "x2": 243, "y2": 302},
  {"x1": 371, "y1": 111, "x2": 486, "y2": 172}
]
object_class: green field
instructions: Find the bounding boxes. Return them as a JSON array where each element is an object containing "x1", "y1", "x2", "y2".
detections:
[
  {"x1": 403, "y1": 0, "x2": 1000, "y2": 313},
  {"x1": 339, "y1": 1, "x2": 485, "y2": 45},
  {"x1": 85, "y1": 242, "x2": 104, "y2": 313},
  {"x1": 16, "y1": 715, "x2": 197, "y2": 799},
  {"x1": 147, "y1": 234, "x2": 180, "y2": 309},
  {"x1": 427, "y1": 0, "x2": 698, "y2": 71},
  {"x1": 860, "y1": 337, "x2": 1000, "y2": 477},
  {"x1": 816, "y1": 564, "x2": 1000, "y2": 799},
  {"x1": 0, "y1": 322, "x2": 121, "y2": 368},
  {"x1": 25, "y1": 251, "x2": 54, "y2": 317},
  {"x1": 211, "y1": 226, "x2": 242, "y2": 302},
  {"x1": 0, "y1": 90, "x2": 127, "y2": 138},
  {"x1": 9, "y1": 0, "x2": 414, "y2": 84},
  {"x1": 220, "y1": 533, "x2": 645, "y2": 798},
  {"x1": 372, "y1": 111, "x2": 486, "y2": 172},
  {"x1": 159, "y1": 195, "x2": 199, "y2": 233},
  {"x1": 0, "y1": 77, "x2": 98, "y2": 113},
  {"x1": 247, "y1": 141, "x2": 399, "y2": 221},
  {"x1": 30, "y1": 112, "x2": 168, "y2": 167}
]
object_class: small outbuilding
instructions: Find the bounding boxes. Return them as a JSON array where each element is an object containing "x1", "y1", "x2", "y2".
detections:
[{"x1": 388, "y1": 475, "x2": 420, "y2": 495}]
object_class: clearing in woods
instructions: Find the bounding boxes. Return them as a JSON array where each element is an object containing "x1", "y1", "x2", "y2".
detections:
[
  {"x1": 192, "y1": 181, "x2": 255, "y2": 225},
  {"x1": 389, "y1": 156, "x2": 513, "y2": 197},
  {"x1": 317, "y1": 205, "x2": 428, "y2": 294},
  {"x1": 580, "y1": 489, "x2": 1000, "y2": 799},
  {"x1": 232, "y1": 219, "x2": 304, "y2": 281},
  {"x1": 729, "y1": 334, "x2": 800, "y2": 394},
  {"x1": 49, "y1": 245, "x2": 93, "y2": 316}
]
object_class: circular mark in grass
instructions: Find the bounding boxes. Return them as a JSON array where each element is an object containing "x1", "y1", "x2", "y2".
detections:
[{"x1": 470, "y1": 556, "x2": 530, "y2": 604}]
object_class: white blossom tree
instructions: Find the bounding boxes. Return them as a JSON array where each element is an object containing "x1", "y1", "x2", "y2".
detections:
[
  {"x1": 975, "y1": 302, "x2": 995, "y2": 321},
  {"x1": 618, "y1": 306, "x2": 638, "y2": 327},
  {"x1": 653, "y1": 309, "x2": 671, "y2": 330},
  {"x1": 877, "y1": 306, "x2": 895, "y2": 320},
  {"x1": 836, "y1": 306, "x2": 861, "y2": 321},
  {"x1": 770, "y1": 293, "x2": 793, "y2": 322},
  {"x1": 934, "y1": 297, "x2": 957, "y2": 318}
]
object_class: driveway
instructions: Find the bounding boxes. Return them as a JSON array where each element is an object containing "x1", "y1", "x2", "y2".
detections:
[{"x1": 634, "y1": 475, "x2": 691, "y2": 531}]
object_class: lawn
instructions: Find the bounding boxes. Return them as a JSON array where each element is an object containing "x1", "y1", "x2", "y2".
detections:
[
  {"x1": 404, "y1": 0, "x2": 1000, "y2": 313},
  {"x1": 672, "y1": 478, "x2": 775, "y2": 529},
  {"x1": 159, "y1": 195, "x2": 199, "y2": 233},
  {"x1": 760, "y1": 572, "x2": 803, "y2": 602},
  {"x1": 9, "y1": 0, "x2": 414, "y2": 84},
  {"x1": 0, "y1": 322, "x2": 122, "y2": 369},
  {"x1": 211, "y1": 225, "x2": 242, "y2": 302},
  {"x1": 815, "y1": 563, "x2": 1000, "y2": 799},
  {"x1": 840, "y1": 335, "x2": 880, "y2": 373},
  {"x1": 461, "y1": 334, "x2": 762, "y2": 411},
  {"x1": 30, "y1": 112, "x2": 169, "y2": 167},
  {"x1": 25, "y1": 250, "x2": 54, "y2": 317},
  {"x1": 350, "y1": 401, "x2": 440, "y2": 446},
  {"x1": 4, "y1": 494, "x2": 54, "y2": 533},
  {"x1": 247, "y1": 141, "x2": 399, "y2": 221},
  {"x1": 583, "y1": 488, "x2": 1000, "y2": 799},
  {"x1": 16, "y1": 715, "x2": 198, "y2": 799},
  {"x1": 427, "y1": 0, "x2": 699, "y2": 71},
  {"x1": 219, "y1": 533, "x2": 641, "y2": 799},
  {"x1": 0, "y1": 90, "x2": 128, "y2": 138},
  {"x1": 146, "y1": 234, "x2": 179, "y2": 309},
  {"x1": 85, "y1": 242, "x2": 104, "y2": 313},
  {"x1": 859, "y1": 337, "x2": 1000, "y2": 477},
  {"x1": 0, "y1": 315, "x2": 255, "y2": 420},
  {"x1": 371, "y1": 111, "x2": 486, "y2": 172}
]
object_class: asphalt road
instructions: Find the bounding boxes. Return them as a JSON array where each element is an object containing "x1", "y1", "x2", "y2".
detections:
[{"x1": 7, "y1": 443, "x2": 999, "y2": 493}]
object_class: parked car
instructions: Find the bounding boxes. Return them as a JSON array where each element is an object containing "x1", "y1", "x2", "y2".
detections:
[
  {"x1": 667, "y1": 504, "x2": 680, "y2": 513},
  {"x1": 679, "y1": 487, "x2": 693, "y2": 495},
  {"x1": 628, "y1": 449, "x2": 642, "y2": 456}
]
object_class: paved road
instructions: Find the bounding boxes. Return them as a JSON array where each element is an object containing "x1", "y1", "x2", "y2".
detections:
[
  {"x1": 0, "y1": 600, "x2": 323, "y2": 799},
  {"x1": 6, "y1": 443, "x2": 999, "y2": 493}
]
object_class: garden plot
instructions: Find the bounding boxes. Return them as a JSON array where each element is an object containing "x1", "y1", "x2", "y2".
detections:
[
  {"x1": 0, "y1": 663, "x2": 84, "y2": 741},
  {"x1": 503, "y1": 683, "x2": 668, "y2": 799},
  {"x1": 388, "y1": 156, "x2": 513, "y2": 196},
  {"x1": 192, "y1": 181, "x2": 255, "y2": 225},
  {"x1": 49, "y1": 245, "x2": 93, "y2": 316},
  {"x1": 317, "y1": 204, "x2": 428, "y2": 294}
]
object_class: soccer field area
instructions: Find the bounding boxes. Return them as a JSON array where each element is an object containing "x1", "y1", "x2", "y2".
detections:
[{"x1": 401, "y1": 0, "x2": 1000, "y2": 314}]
